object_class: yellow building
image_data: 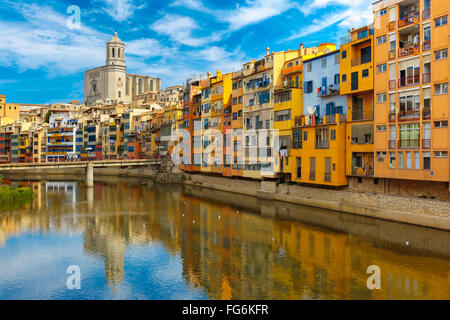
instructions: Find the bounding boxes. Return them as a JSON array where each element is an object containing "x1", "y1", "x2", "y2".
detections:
[
  {"x1": 340, "y1": 24, "x2": 375, "y2": 184},
  {"x1": 373, "y1": 0, "x2": 449, "y2": 192},
  {"x1": 0, "y1": 95, "x2": 20, "y2": 123}
]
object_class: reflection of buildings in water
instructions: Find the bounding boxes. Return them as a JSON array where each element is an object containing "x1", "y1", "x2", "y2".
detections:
[
  {"x1": 170, "y1": 190, "x2": 450, "y2": 300},
  {"x1": 45, "y1": 182, "x2": 78, "y2": 205},
  {"x1": 0, "y1": 180, "x2": 449, "y2": 299}
]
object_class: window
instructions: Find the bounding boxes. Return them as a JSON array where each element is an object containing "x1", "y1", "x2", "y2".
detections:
[
  {"x1": 376, "y1": 125, "x2": 386, "y2": 132},
  {"x1": 389, "y1": 152, "x2": 396, "y2": 168},
  {"x1": 405, "y1": 152, "x2": 413, "y2": 170},
  {"x1": 322, "y1": 57, "x2": 327, "y2": 68},
  {"x1": 434, "y1": 151, "x2": 448, "y2": 158},
  {"x1": 330, "y1": 129, "x2": 336, "y2": 140},
  {"x1": 342, "y1": 74, "x2": 347, "y2": 82},
  {"x1": 377, "y1": 93, "x2": 387, "y2": 103},
  {"x1": 434, "y1": 16, "x2": 448, "y2": 27},
  {"x1": 435, "y1": 83, "x2": 448, "y2": 95},
  {"x1": 377, "y1": 8, "x2": 387, "y2": 17},
  {"x1": 335, "y1": 54, "x2": 340, "y2": 64},
  {"x1": 423, "y1": 152, "x2": 431, "y2": 170},
  {"x1": 304, "y1": 81, "x2": 313, "y2": 93},
  {"x1": 398, "y1": 152, "x2": 404, "y2": 169},
  {"x1": 435, "y1": 49, "x2": 448, "y2": 60},
  {"x1": 362, "y1": 69, "x2": 369, "y2": 78},
  {"x1": 377, "y1": 151, "x2": 387, "y2": 160},
  {"x1": 342, "y1": 51, "x2": 347, "y2": 59},
  {"x1": 307, "y1": 62, "x2": 312, "y2": 72},
  {"x1": 413, "y1": 152, "x2": 420, "y2": 169},
  {"x1": 377, "y1": 63, "x2": 387, "y2": 73},
  {"x1": 303, "y1": 131, "x2": 308, "y2": 141},
  {"x1": 434, "y1": 120, "x2": 448, "y2": 128},
  {"x1": 377, "y1": 35, "x2": 387, "y2": 45},
  {"x1": 293, "y1": 129, "x2": 302, "y2": 149},
  {"x1": 296, "y1": 157, "x2": 301, "y2": 179}
]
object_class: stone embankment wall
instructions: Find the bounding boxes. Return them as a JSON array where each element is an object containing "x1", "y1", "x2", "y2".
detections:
[{"x1": 184, "y1": 174, "x2": 450, "y2": 231}]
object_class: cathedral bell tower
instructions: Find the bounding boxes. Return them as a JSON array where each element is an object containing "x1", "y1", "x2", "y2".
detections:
[{"x1": 106, "y1": 32, "x2": 126, "y2": 68}]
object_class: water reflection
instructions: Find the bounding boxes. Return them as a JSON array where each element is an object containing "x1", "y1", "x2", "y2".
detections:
[{"x1": 0, "y1": 179, "x2": 449, "y2": 300}]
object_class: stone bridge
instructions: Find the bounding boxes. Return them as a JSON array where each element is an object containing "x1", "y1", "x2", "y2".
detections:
[{"x1": 0, "y1": 159, "x2": 164, "y2": 187}]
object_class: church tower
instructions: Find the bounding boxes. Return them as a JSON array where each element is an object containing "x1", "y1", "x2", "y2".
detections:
[{"x1": 106, "y1": 32, "x2": 126, "y2": 68}]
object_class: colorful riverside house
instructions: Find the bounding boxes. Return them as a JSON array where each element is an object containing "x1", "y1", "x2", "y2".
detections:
[
  {"x1": 231, "y1": 70, "x2": 244, "y2": 177},
  {"x1": 47, "y1": 118, "x2": 78, "y2": 162},
  {"x1": 192, "y1": 89, "x2": 203, "y2": 172},
  {"x1": 0, "y1": 124, "x2": 13, "y2": 163},
  {"x1": 31, "y1": 125, "x2": 48, "y2": 163},
  {"x1": 292, "y1": 45, "x2": 348, "y2": 187},
  {"x1": 200, "y1": 76, "x2": 212, "y2": 174},
  {"x1": 340, "y1": 24, "x2": 376, "y2": 185},
  {"x1": 373, "y1": 0, "x2": 449, "y2": 191},
  {"x1": 181, "y1": 77, "x2": 203, "y2": 171},
  {"x1": 222, "y1": 73, "x2": 233, "y2": 177},
  {"x1": 274, "y1": 57, "x2": 304, "y2": 181},
  {"x1": 241, "y1": 46, "x2": 321, "y2": 180}
]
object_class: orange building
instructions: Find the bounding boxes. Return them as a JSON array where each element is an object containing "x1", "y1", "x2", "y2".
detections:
[{"x1": 373, "y1": 0, "x2": 449, "y2": 190}]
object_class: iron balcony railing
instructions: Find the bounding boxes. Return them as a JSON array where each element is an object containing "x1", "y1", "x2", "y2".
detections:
[
  {"x1": 398, "y1": 45, "x2": 420, "y2": 58},
  {"x1": 423, "y1": 40, "x2": 431, "y2": 52},
  {"x1": 422, "y1": 108, "x2": 431, "y2": 120},
  {"x1": 422, "y1": 139, "x2": 431, "y2": 149},
  {"x1": 422, "y1": 73, "x2": 431, "y2": 84},
  {"x1": 389, "y1": 112, "x2": 396, "y2": 122},
  {"x1": 398, "y1": 75, "x2": 420, "y2": 88},
  {"x1": 398, "y1": 139, "x2": 420, "y2": 149},
  {"x1": 422, "y1": 9, "x2": 431, "y2": 20},
  {"x1": 398, "y1": 110, "x2": 420, "y2": 122},
  {"x1": 398, "y1": 12, "x2": 420, "y2": 28},
  {"x1": 324, "y1": 173, "x2": 331, "y2": 182},
  {"x1": 388, "y1": 140, "x2": 396, "y2": 149}
]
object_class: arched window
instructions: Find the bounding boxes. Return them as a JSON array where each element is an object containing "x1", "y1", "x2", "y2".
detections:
[
  {"x1": 118, "y1": 48, "x2": 120, "y2": 58},
  {"x1": 150, "y1": 80, "x2": 154, "y2": 91},
  {"x1": 126, "y1": 78, "x2": 129, "y2": 96},
  {"x1": 112, "y1": 48, "x2": 115, "y2": 58},
  {"x1": 118, "y1": 91, "x2": 121, "y2": 98}
]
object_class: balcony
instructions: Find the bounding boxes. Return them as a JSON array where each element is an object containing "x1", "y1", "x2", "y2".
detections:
[
  {"x1": 398, "y1": 45, "x2": 420, "y2": 58},
  {"x1": 389, "y1": 112, "x2": 396, "y2": 122},
  {"x1": 351, "y1": 56, "x2": 371, "y2": 67},
  {"x1": 398, "y1": 12, "x2": 420, "y2": 28},
  {"x1": 422, "y1": 108, "x2": 431, "y2": 120},
  {"x1": 317, "y1": 85, "x2": 340, "y2": 97},
  {"x1": 389, "y1": 80, "x2": 397, "y2": 90},
  {"x1": 422, "y1": 73, "x2": 431, "y2": 84},
  {"x1": 325, "y1": 114, "x2": 336, "y2": 124},
  {"x1": 315, "y1": 140, "x2": 329, "y2": 149},
  {"x1": 398, "y1": 110, "x2": 420, "y2": 122},
  {"x1": 398, "y1": 75, "x2": 420, "y2": 88},
  {"x1": 389, "y1": 50, "x2": 396, "y2": 60},
  {"x1": 388, "y1": 140, "x2": 396, "y2": 149},
  {"x1": 398, "y1": 139, "x2": 420, "y2": 149},
  {"x1": 282, "y1": 64, "x2": 302, "y2": 76},
  {"x1": 423, "y1": 40, "x2": 431, "y2": 52},
  {"x1": 388, "y1": 21, "x2": 396, "y2": 32},
  {"x1": 422, "y1": 9, "x2": 430, "y2": 20},
  {"x1": 422, "y1": 139, "x2": 431, "y2": 149}
]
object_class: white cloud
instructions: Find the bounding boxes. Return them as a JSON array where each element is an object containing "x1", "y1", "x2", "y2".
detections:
[
  {"x1": 150, "y1": 14, "x2": 221, "y2": 47},
  {"x1": 0, "y1": 3, "x2": 166, "y2": 76},
  {"x1": 93, "y1": 0, "x2": 143, "y2": 22}
]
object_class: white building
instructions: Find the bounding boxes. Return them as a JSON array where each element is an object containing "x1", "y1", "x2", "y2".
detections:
[{"x1": 84, "y1": 32, "x2": 161, "y2": 107}]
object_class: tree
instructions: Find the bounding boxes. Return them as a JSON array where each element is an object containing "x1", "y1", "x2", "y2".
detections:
[{"x1": 45, "y1": 111, "x2": 52, "y2": 123}]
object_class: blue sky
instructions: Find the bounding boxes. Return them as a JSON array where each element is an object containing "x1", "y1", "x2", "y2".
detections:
[{"x1": 0, "y1": 0, "x2": 373, "y2": 104}]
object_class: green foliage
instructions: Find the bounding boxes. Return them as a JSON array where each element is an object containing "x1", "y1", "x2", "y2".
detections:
[
  {"x1": 45, "y1": 111, "x2": 52, "y2": 123},
  {"x1": 0, "y1": 186, "x2": 34, "y2": 212}
]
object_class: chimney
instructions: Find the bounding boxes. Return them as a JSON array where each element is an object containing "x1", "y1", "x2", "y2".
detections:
[{"x1": 266, "y1": 47, "x2": 270, "y2": 56}]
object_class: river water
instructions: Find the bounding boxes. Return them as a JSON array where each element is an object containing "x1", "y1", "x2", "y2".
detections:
[{"x1": 0, "y1": 178, "x2": 449, "y2": 300}]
